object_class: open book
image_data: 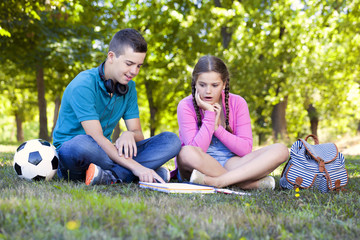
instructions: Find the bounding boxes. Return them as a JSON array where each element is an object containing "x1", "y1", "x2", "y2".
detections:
[
  {"x1": 139, "y1": 182, "x2": 251, "y2": 195},
  {"x1": 139, "y1": 182, "x2": 215, "y2": 193}
]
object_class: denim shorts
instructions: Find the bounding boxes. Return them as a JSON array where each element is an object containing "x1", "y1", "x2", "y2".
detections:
[{"x1": 206, "y1": 136, "x2": 236, "y2": 167}]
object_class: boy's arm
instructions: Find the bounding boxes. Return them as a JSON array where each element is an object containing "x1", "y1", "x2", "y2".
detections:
[
  {"x1": 81, "y1": 119, "x2": 164, "y2": 183},
  {"x1": 115, "y1": 118, "x2": 144, "y2": 159}
]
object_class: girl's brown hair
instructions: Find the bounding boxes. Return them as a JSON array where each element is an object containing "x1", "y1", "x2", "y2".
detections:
[{"x1": 191, "y1": 55, "x2": 232, "y2": 133}]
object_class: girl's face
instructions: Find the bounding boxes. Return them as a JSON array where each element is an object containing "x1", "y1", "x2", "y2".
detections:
[{"x1": 195, "y1": 71, "x2": 225, "y2": 105}]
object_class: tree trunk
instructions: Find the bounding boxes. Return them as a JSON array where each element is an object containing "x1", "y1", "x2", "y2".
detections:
[
  {"x1": 15, "y1": 111, "x2": 24, "y2": 142},
  {"x1": 112, "y1": 122, "x2": 121, "y2": 143},
  {"x1": 36, "y1": 65, "x2": 49, "y2": 141},
  {"x1": 149, "y1": 106, "x2": 157, "y2": 137},
  {"x1": 255, "y1": 107, "x2": 266, "y2": 145},
  {"x1": 358, "y1": 83, "x2": 360, "y2": 134},
  {"x1": 307, "y1": 104, "x2": 319, "y2": 136},
  {"x1": 145, "y1": 80, "x2": 157, "y2": 137},
  {"x1": 50, "y1": 96, "x2": 61, "y2": 140},
  {"x1": 258, "y1": 133, "x2": 265, "y2": 146},
  {"x1": 271, "y1": 96, "x2": 288, "y2": 141},
  {"x1": 214, "y1": 0, "x2": 233, "y2": 49},
  {"x1": 270, "y1": 24, "x2": 289, "y2": 142}
]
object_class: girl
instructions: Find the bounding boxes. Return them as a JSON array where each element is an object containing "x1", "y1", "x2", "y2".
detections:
[{"x1": 176, "y1": 55, "x2": 289, "y2": 189}]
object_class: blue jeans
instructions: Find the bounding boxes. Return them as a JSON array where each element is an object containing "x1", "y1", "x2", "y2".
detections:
[{"x1": 57, "y1": 132, "x2": 181, "y2": 183}]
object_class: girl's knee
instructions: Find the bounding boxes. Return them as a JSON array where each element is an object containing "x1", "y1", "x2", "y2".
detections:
[
  {"x1": 178, "y1": 145, "x2": 195, "y2": 159},
  {"x1": 178, "y1": 146, "x2": 202, "y2": 165},
  {"x1": 273, "y1": 143, "x2": 289, "y2": 163}
]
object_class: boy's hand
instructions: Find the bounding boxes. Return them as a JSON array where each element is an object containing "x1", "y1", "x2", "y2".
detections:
[
  {"x1": 115, "y1": 131, "x2": 137, "y2": 159},
  {"x1": 132, "y1": 165, "x2": 165, "y2": 183}
]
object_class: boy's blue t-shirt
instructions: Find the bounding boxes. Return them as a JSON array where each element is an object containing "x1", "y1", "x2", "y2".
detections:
[{"x1": 52, "y1": 67, "x2": 139, "y2": 149}]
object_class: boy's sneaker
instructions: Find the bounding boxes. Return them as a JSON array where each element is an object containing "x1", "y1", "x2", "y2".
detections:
[
  {"x1": 85, "y1": 163, "x2": 117, "y2": 186},
  {"x1": 258, "y1": 176, "x2": 275, "y2": 190},
  {"x1": 155, "y1": 167, "x2": 170, "y2": 183}
]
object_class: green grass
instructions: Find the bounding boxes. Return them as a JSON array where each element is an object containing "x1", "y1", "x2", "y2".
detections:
[{"x1": 0, "y1": 151, "x2": 359, "y2": 240}]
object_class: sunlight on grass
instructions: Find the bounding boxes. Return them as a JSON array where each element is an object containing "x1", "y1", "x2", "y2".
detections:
[
  {"x1": 0, "y1": 144, "x2": 17, "y2": 153},
  {"x1": 0, "y1": 150, "x2": 359, "y2": 239}
]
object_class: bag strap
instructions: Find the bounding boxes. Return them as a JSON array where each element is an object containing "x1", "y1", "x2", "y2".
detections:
[
  {"x1": 304, "y1": 134, "x2": 319, "y2": 145},
  {"x1": 280, "y1": 156, "x2": 292, "y2": 190},
  {"x1": 300, "y1": 135, "x2": 339, "y2": 163},
  {"x1": 325, "y1": 168, "x2": 348, "y2": 192}
]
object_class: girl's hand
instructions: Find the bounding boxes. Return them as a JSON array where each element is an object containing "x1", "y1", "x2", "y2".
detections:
[
  {"x1": 195, "y1": 91, "x2": 214, "y2": 112},
  {"x1": 213, "y1": 103, "x2": 222, "y2": 130}
]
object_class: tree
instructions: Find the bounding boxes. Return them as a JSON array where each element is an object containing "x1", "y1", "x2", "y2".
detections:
[
  {"x1": 120, "y1": 0, "x2": 210, "y2": 136},
  {"x1": 1, "y1": 0, "x2": 106, "y2": 141},
  {"x1": 0, "y1": 60, "x2": 37, "y2": 142},
  {"x1": 1, "y1": 0, "x2": 359, "y2": 143}
]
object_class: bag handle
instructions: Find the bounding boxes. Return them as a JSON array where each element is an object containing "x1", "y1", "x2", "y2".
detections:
[
  {"x1": 302, "y1": 134, "x2": 339, "y2": 164},
  {"x1": 304, "y1": 134, "x2": 319, "y2": 145}
]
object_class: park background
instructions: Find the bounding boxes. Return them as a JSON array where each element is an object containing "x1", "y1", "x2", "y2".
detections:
[
  {"x1": 1, "y1": 1, "x2": 360, "y2": 239},
  {"x1": 1, "y1": 0, "x2": 360, "y2": 148}
]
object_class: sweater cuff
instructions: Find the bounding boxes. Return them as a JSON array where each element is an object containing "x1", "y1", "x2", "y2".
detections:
[
  {"x1": 203, "y1": 110, "x2": 216, "y2": 119},
  {"x1": 214, "y1": 125, "x2": 226, "y2": 138}
]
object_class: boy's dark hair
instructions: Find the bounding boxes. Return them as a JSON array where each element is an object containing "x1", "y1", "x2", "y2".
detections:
[{"x1": 109, "y1": 28, "x2": 147, "y2": 57}]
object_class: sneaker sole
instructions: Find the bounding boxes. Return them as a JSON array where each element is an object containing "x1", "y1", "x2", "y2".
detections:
[
  {"x1": 258, "y1": 176, "x2": 275, "y2": 190},
  {"x1": 85, "y1": 163, "x2": 97, "y2": 186},
  {"x1": 165, "y1": 169, "x2": 170, "y2": 183},
  {"x1": 161, "y1": 167, "x2": 170, "y2": 183},
  {"x1": 190, "y1": 169, "x2": 205, "y2": 184}
]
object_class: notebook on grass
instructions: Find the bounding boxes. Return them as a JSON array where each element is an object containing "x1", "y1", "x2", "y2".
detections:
[
  {"x1": 139, "y1": 182, "x2": 252, "y2": 195},
  {"x1": 139, "y1": 182, "x2": 216, "y2": 194}
]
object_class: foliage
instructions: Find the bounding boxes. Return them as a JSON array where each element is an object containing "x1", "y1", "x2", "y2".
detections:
[
  {"x1": 0, "y1": 151, "x2": 359, "y2": 239},
  {"x1": 0, "y1": 0, "x2": 106, "y2": 140},
  {"x1": 0, "y1": 0, "x2": 359, "y2": 142}
]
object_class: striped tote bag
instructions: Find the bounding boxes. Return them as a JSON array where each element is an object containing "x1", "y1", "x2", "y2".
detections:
[{"x1": 280, "y1": 135, "x2": 348, "y2": 193}]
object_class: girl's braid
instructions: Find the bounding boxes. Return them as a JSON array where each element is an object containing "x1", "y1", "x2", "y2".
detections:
[
  {"x1": 224, "y1": 80, "x2": 233, "y2": 133},
  {"x1": 192, "y1": 80, "x2": 202, "y2": 129}
]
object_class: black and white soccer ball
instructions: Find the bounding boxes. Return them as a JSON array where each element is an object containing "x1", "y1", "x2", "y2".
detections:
[{"x1": 13, "y1": 139, "x2": 59, "y2": 181}]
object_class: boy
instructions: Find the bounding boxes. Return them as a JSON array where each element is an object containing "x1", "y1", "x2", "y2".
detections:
[{"x1": 53, "y1": 28, "x2": 181, "y2": 185}]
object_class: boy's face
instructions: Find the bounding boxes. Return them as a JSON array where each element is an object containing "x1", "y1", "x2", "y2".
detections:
[{"x1": 108, "y1": 46, "x2": 146, "y2": 85}]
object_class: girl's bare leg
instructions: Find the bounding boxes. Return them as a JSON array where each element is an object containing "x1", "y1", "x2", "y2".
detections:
[
  {"x1": 203, "y1": 143, "x2": 289, "y2": 188},
  {"x1": 177, "y1": 145, "x2": 227, "y2": 180}
]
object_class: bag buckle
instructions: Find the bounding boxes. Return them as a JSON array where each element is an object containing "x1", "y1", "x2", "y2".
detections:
[{"x1": 294, "y1": 177, "x2": 303, "y2": 189}]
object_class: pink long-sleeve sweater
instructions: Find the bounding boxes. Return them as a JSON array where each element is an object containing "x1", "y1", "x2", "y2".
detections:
[{"x1": 177, "y1": 91, "x2": 253, "y2": 157}]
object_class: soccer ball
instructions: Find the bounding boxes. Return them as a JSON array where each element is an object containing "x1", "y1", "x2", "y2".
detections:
[{"x1": 13, "y1": 139, "x2": 59, "y2": 181}]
